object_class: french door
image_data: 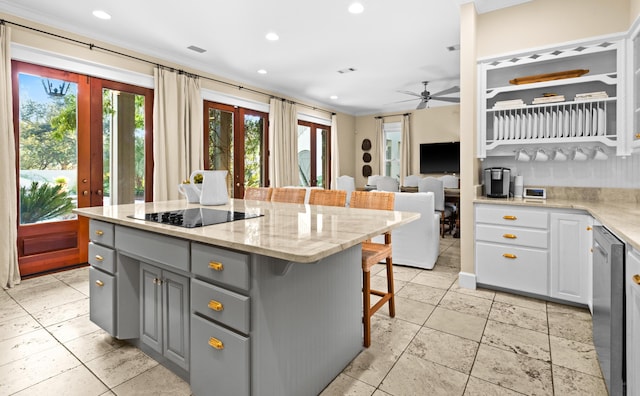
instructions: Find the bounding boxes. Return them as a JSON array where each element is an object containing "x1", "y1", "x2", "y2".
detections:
[
  {"x1": 297, "y1": 120, "x2": 331, "y2": 188},
  {"x1": 12, "y1": 61, "x2": 153, "y2": 275},
  {"x1": 203, "y1": 101, "x2": 269, "y2": 198}
]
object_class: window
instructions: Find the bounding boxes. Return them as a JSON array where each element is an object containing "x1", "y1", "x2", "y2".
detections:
[
  {"x1": 297, "y1": 120, "x2": 331, "y2": 188},
  {"x1": 383, "y1": 122, "x2": 401, "y2": 179}
]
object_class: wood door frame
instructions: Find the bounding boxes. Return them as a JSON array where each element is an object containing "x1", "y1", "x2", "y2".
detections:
[
  {"x1": 12, "y1": 61, "x2": 90, "y2": 275},
  {"x1": 203, "y1": 101, "x2": 269, "y2": 198},
  {"x1": 297, "y1": 120, "x2": 331, "y2": 188}
]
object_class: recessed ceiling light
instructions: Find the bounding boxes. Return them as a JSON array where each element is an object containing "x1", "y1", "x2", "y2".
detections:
[
  {"x1": 330, "y1": 95, "x2": 339, "y2": 100},
  {"x1": 92, "y1": 10, "x2": 111, "y2": 20},
  {"x1": 348, "y1": 2, "x2": 364, "y2": 14},
  {"x1": 265, "y1": 32, "x2": 279, "y2": 41},
  {"x1": 257, "y1": 69, "x2": 267, "y2": 74}
]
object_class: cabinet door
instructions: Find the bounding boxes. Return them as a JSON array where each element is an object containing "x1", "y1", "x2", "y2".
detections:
[
  {"x1": 163, "y1": 271, "x2": 190, "y2": 371},
  {"x1": 549, "y1": 213, "x2": 592, "y2": 304},
  {"x1": 140, "y1": 262, "x2": 162, "y2": 354},
  {"x1": 627, "y1": 248, "x2": 640, "y2": 396},
  {"x1": 89, "y1": 267, "x2": 116, "y2": 336}
]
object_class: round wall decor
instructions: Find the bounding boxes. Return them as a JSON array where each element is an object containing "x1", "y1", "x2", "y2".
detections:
[
  {"x1": 362, "y1": 152, "x2": 372, "y2": 163},
  {"x1": 361, "y1": 138, "x2": 372, "y2": 151},
  {"x1": 362, "y1": 165, "x2": 372, "y2": 177}
]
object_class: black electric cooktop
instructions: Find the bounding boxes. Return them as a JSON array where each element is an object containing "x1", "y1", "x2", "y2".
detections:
[{"x1": 128, "y1": 208, "x2": 262, "y2": 228}]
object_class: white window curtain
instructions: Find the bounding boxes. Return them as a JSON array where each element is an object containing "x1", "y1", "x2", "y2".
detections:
[
  {"x1": 330, "y1": 114, "x2": 339, "y2": 189},
  {"x1": 153, "y1": 67, "x2": 203, "y2": 201},
  {"x1": 375, "y1": 117, "x2": 384, "y2": 175},
  {"x1": 269, "y1": 98, "x2": 298, "y2": 187},
  {"x1": 0, "y1": 24, "x2": 20, "y2": 289},
  {"x1": 400, "y1": 114, "x2": 411, "y2": 185}
]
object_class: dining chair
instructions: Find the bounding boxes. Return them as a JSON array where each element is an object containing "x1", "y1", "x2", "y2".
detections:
[
  {"x1": 243, "y1": 187, "x2": 273, "y2": 201},
  {"x1": 336, "y1": 175, "x2": 356, "y2": 206},
  {"x1": 438, "y1": 174, "x2": 459, "y2": 189},
  {"x1": 349, "y1": 191, "x2": 395, "y2": 347},
  {"x1": 418, "y1": 177, "x2": 455, "y2": 237},
  {"x1": 308, "y1": 189, "x2": 347, "y2": 207},
  {"x1": 375, "y1": 176, "x2": 400, "y2": 192},
  {"x1": 403, "y1": 174, "x2": 422, "y2": 187},
  {"x1": 270, "y1": 187, "x2": 306, "y2": 204}
]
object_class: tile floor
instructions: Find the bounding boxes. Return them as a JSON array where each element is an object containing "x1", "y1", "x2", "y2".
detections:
[{"x1": 0, "y1": 238, "x2": 607, "y2": 395}]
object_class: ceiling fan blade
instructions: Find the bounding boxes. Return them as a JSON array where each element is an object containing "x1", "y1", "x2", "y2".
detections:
[
  {"x1": 416, "y1": 100, "x2": 428, "y2": 110},
  {"x1": 431, "y1": 86, "x2": 460, "y2": 96},
  {"x1": 392, "y1": 98, "x2": 422, "y2": 104},
  {"x1": 397, "y1": 90, "x2": 423, "y2": 98},
  {"x1": 431, "y1": 96, "x2": 460, "y2": 103}
]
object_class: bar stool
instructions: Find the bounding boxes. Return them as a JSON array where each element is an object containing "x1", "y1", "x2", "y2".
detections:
[
  {"x1": 349, "y1": 191, "x2": 395, "y2": 347},
  {"x1": 271, "y1": 187, "x2": 306, "y2": 204},
  {"x1": 308, "y1": 189, "x2": 347, "y2": 207},
  {"x1": 244, "y1": 187, "x2": 273, "y2": 201}
]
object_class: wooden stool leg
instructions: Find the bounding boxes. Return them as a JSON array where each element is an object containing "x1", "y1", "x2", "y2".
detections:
[
  {"x1": 362, "y1": 269, "x2": 371, "y2": 348},
  {"x1": 386, "y1": 257, "x2": 395, "y2": 318}
]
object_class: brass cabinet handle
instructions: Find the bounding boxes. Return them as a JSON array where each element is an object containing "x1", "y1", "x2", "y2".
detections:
[
  {"x1": 586, "y1": 226, "x2": 592, "y2": 231},
  {"x1": 636, "y1": 133, "x2": 640, "y2": 139},
  {"x1": 503, "y1": 253, "x2": 517, "y2": 259},
  {"x1": 208, "y1": 300, "x2": 224, "y2": 311},
  {"x1": 503, "y1": 215, "x2": 517, "y2": 220},
  {"x1": 208, "y1": 337, "x2": 224, "y2": 350},
  {"x1": 95, "y1": 280, "x2": 104, "y2": 287},
  {"x1": 95, "y1": 230, "x2": 104, "y2": 236},
  {"x1": 503, "y1": 234, "x2": 517, "y2": 239},
  {"x1": 209, "y1": 261, "x2": 224, "y2": 271},
  {"x1": 95, "y1": 255, "x2": 104, "y2": 262},
  {"x1": 633, "y1": 274, "x2": 640, "y2": 285}
]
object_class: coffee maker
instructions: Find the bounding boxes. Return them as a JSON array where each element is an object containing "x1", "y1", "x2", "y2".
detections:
[{"x1": 484, "y1": 167, "x2": 511, "y2": 198}]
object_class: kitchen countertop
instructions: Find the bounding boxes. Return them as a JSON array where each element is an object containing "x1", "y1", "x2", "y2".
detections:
[
  {"x1": 475, "y1": 194, "x2": 640, "y2": 251},
  {"x1": 74, "y1": 199, "x2": 419, "y2": 263}
]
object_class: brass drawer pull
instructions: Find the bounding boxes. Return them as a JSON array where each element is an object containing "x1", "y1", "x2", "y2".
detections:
[
  {"x1": 503, "y1": 253, "x2": 517, "y2": 259},
  {"x1": 208, "y1": 300, "x2": 224, "y2": 311},
  {"x1": 95, "y1": 280, "x2": 104, "y2": 287},
  {"x1": 95, "y1": 230, "x2": 104, "y2": 236},
  {"x1": 95, "y1": 255, "x2": 104, "y2": 262},
  {"x1": 636, "y1": 133, "x2": 640, "y2": 139},
  {"x1": 208, "y1": 337, "x2": 224, "y2": 350},
  {"x1": 503, "y1": 234, "x2": 517, "y2": 239},
  {"x1": 633, "y1": 274, "x2": 640, "y2": 285},
  {"x1": 586, "y1": 226, "x2": 592, "y2": 231},
  {"x1": 209, "y1": 261, "x2": 224, "y2": 271},
  {"x1": 503, "y1": 215, "x2": 517, "y2": 220}
]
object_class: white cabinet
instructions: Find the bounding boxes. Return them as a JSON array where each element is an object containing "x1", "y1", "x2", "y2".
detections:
[
  {"x1": 549, "y1": 212, "x2": 593, "y2": 305},
  {"x1": 628, "y1": 18, "x2": 640, "y2": 152},
  {"x1": 627, "y1": 247, "x2": 640, "y2": 396},
  {"x1": 475, "y1": 204, "x2": 550, "y2": 295},
  {"x1": 478, "y1": 36, "x2": 627, "y2": 158},
  {"x1": 475, "y1": 204, "x2": 593, "y2": 304}
]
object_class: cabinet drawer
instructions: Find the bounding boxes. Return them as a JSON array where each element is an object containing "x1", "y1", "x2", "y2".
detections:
[
  {"x1": 192, "y1": 243, "x2": 250, "y2": 291},
  {"x1": 90, "y1": 220, "x2": 115, "y2": 248},
  {"x1": 476, "y1": 224, "x2": 548, "y2": 249},
  {"x1": 89, "y1": 267, "x2": 116, "y2": 336},
  {"x1": 115, "y1": 226, "x2": 189, "y2": 272},
  {"x1": 476, "y1": 205, "x2": 548, "y2": 229},
  {"x1": 192, "y1": 278, "x2": 250, "y2": 334},
  {"x1": 190, "y1": 314, "x2": 249, "y2": 396},
  {"x1": 89, "y1": 242, "x2": 115, "y2": 274},
  {"x1": 476, "y1": 242, "x2": 548, "y2": 296}
]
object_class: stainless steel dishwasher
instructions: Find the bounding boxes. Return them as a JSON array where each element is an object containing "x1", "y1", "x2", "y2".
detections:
[{"x1": 592, "y1": 225, "x2": 626, "y2": 395}]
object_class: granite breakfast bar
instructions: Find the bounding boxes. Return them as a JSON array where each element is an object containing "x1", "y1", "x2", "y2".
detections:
[{"x1": 74, "y1": 199, "x2": 419, "y2": 396}]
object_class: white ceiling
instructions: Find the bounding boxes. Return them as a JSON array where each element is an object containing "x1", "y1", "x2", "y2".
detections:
[{"x1": 0, "y1": 0, "x2": 530, "y2": 116}]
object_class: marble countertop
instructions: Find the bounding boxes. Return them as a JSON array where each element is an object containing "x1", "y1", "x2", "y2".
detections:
[
  {"x1": 74, "y1": 199, "x2": 419, "y2": 263},
  {"x1": 474, "y1": 195, "x2": 640, "y2": 251}
]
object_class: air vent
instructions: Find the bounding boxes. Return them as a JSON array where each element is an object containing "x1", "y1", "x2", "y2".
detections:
[
  {"x1": 187, "y1": 45, "x2": 207, "y2": 54},
  {"x1": 337, "y1": 67, "x2": 357, "y2": 74}
]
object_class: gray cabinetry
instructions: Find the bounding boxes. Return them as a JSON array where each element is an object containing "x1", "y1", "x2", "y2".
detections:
[
  {"x1": 88, "y1": 221, "x2": 117, "y2": 335},
  {"x1": 627, "y1": 247, "x2": 640, "y2": 396},
  {"x1": 140, "y1": 262, "x2": 190, "y2": 371}
]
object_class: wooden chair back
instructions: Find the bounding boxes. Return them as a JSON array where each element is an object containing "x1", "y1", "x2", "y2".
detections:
[
  {"x1": 271, "y1": 188, "x2": 306, "y2": 204},
  {"x1": 244, "y1": 187, "x2": 273, "y2": 201},
  {"x1": 349, "y1": 191, "x2": 395, "y2": 211},
  {"x1": 308, "y1": 189, "x2": 347, "y2": 207}
]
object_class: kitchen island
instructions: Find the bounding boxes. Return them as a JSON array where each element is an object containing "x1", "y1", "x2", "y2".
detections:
[{"x1": 74, "y1": 199, "x2": 419, "y2": 396}]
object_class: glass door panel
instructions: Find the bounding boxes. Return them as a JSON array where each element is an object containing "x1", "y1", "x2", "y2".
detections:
[
  {"x1": 244, "y1": 114, "x2": 265, "y2": 188},
  {"x1": 207, "y1": 106, "x2": 234, "y2": 195},
  {"x1": 297, "y1": 124, "x2": 311, "y2": 186},
  {"x1": 297, "y1": 121, "x2": 331, "y2": 188},
  {"x1": 317, "y1": 127, "x2": 328, "y2": 188},
  {"x1": 101, "y1": 88, "x2": 149, "y2": 205}
]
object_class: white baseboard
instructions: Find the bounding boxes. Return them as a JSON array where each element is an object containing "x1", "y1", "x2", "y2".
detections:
[{"x1": 458, "y1": 272, "x2": 477, "y2": 290}]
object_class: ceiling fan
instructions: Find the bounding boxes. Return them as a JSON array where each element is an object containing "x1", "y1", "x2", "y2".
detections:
[{"x1": 397, "y1": 81, "x2": 460, "y2": 109}]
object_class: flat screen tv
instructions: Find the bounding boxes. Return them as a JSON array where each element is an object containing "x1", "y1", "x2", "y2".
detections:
[{"x1": 419, "y1": 142, "x2": 460, "y2": 174}]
